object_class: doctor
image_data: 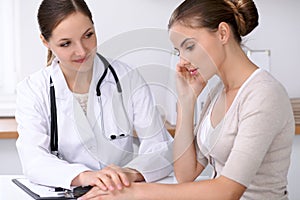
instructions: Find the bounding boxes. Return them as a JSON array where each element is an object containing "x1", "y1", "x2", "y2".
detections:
[{"x1": 15, "y1": 0, "x2": 173, "y2": 191}]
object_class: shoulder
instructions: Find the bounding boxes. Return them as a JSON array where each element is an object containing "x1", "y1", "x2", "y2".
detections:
[
  {"x1": 105, "y1": 57, "x2": 146, "y2": 86},
  {"x1": 240, "y1": 70, "x2": 289, "y2": 104},
  {"x1": 17, "y1": 67, "x2": 50, "y2": 93},
  {"x1": 15, "y1": 68, "x2": 50, "y2": 117},
  {"x1": 238, "y1": 70, "x2": 293, "y2": 122},
  {"x1": 107, "y1": 58, "x2": 133, "y2": 76}
]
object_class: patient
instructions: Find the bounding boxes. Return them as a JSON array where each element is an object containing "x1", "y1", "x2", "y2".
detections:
[{"x1": 79, "y1": 0, "x2": 295, "y2": 199}]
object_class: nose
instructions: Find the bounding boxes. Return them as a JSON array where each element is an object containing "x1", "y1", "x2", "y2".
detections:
[
  {"x1": 74, "y1": 42, "x2": 87, "y2": 57},
  {"x1": 179, "y1": 55, "x2": 190, "y2": 66}
]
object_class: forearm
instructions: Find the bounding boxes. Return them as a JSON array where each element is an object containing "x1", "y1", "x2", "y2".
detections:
[
  {"x1": 134, "y1": 178, "x2": 244, "y2": 200},
  {"x1": 173, "y1": 98, "x2": 201, "y2": 182}
]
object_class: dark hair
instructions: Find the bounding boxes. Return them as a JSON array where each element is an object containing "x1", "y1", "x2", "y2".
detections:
[
  {"x1": 37, "y1": 0, "x2": 94, "y2": 66},
  {"x1": 168, "y1": 0, "x2": 259, "y2": 44}
]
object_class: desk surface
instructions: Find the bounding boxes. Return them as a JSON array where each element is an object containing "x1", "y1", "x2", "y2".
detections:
[
  {"x1": 1, "y1": 118, "x2": 299, "y2": 139},
  {"x1": 0, "y1": 118, "x2": 18, "y2": 139},
  {"x1": 0, "y1": 118, "x2": 176, "y2": 139},
  {"x1": 0, "y1": 175, "x2": 33, "y2": 199},
  {"x1": 1, "y1": 174, "x2": 205, "y2": 199}
]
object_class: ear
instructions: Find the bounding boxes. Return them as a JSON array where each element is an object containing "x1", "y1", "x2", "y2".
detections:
[
  {"x1": 217, "y1": 22, "x2": 230, "y2": 44},
  {"x1": 40, "y1": 34, "x2": 50, "y2": 48}
]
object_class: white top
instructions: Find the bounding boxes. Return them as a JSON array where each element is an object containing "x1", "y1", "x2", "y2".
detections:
[{"x1": 73, "y1": 93, "x2": 89, "y2": 115}]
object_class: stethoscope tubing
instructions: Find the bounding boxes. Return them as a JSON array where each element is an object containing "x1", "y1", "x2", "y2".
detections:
[{"x1": 49, "y1": 53, "x2": 127, "y2": 158}]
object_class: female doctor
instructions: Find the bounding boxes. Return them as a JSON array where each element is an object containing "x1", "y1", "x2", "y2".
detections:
[{"x1": 15, "y1": 0, "x2": 173, "y2": 191}]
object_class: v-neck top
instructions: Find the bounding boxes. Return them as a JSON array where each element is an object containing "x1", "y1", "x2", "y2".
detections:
[
  {"x1": 200, "y1": 69, "x2": 261, "y2": 151},
  {"x1": 195, "y1": 69, "x2": 294, "y2": 199},
  {"x1": 73, "y1": 92, "x2": 89, "y2": 116}
]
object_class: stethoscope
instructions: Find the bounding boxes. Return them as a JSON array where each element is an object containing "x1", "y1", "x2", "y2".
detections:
[{"x1": 49, "y1": 53, "x2": 130, "y2": 158}]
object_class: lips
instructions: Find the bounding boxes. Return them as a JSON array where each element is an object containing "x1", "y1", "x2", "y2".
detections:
[
  {"x1": 74, "y1": 58, "x2": 86, "y2": 63},
  {"x1": 189, "y1": 68, "x2": 198, "y2": 76}
]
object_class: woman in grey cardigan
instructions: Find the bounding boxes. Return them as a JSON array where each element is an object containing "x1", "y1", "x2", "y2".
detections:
[{"x1": 79, "y1": 0, "x2": 295, "y2": 199}]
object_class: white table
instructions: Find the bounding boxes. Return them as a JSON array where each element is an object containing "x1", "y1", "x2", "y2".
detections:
[
  {"x1": 0, "y1": 175, "x2": 33, "y2": 199},
  {"x1": 0, "y1": 174, "x2": 208, "y2": 199},
  {"x1": 0, "y1": 175, "x2": 178, "y2": 199}
]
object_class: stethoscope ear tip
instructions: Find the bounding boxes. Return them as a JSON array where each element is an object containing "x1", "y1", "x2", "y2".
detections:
[
  {"x1": 110, "y1": 135, "x2": 117, "y2": 140},
  {"x1": 109, "y1": 133, "x2": 128, "y2": 140}
]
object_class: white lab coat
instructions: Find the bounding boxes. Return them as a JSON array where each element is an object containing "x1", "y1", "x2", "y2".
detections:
[{"x1": 15, "y1": 56, "x2": 173, "y2": 189}]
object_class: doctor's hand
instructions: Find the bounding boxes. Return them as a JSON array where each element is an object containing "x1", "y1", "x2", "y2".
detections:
[{"x1": 72, "y1": 165, "x2": 144, "y2": 192}]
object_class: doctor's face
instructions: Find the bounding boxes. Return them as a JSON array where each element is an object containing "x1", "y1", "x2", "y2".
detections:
[
  {"x1": 43, "y1": 11, "x2": 97, "y2": 73},
  {"x1": 169, "y1": 24, "x2": 222, "y2": 82}
]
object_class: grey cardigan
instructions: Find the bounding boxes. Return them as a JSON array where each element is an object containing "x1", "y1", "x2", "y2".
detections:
[{"x1": 195, "y1": 70, "x2": 294, "y2": 200}]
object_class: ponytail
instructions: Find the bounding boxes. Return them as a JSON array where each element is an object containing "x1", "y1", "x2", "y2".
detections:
[{"x1": 47, "y1": 49, "x2": 55, "y2": 66}]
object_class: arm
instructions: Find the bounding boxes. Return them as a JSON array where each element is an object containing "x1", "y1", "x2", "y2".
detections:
[
  {"x1": 173, "y1": 98, "x2": 204, "y2": 182},
  {"x1": 16, "y1": 75, "x2": 138, "y2": 191},
  {"x1": 79, "y1": 176, "x2": 245, "y2": 200},
  {"x1": 15, "y1": 77, "x2": 90, "y2": 189},
  {"x1": 134, "y1": 177, "x2": 245, "y2": 200},
  {"x1": 173, "y1": 64, "x2": 207, "y2": 182},
  {"x1": 120, "y1": 68, "x2": 173, "y2": 182}
]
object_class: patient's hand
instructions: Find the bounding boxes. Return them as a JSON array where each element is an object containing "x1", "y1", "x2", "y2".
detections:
[{"x1": 78, "y1": 183, "x2": 137, "y2": 200}]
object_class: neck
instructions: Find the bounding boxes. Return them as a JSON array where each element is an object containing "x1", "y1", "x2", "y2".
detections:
[
  {"x1": 218, "y1": 44, "x2": 257, "y2": 92},
  {"x1": 61, "y1": 67, "x2": 93, "y2": 94}
]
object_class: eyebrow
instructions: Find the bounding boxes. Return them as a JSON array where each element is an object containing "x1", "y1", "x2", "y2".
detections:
[
  {"x1": 180, "y1": 38, "x2": 195, "y2": 48},
  {"x1": 58, "y1": 27, "x2": 94, "y2": 42}
]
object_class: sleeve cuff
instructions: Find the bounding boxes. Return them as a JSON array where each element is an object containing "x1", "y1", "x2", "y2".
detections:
[{"x1": 124, "y1": 153, "x2": 173, "y2": 182}]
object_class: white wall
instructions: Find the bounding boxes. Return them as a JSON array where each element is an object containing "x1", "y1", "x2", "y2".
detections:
[
  {"x1": 244, "y1": 0, "x2": 300, "y2": 98},
  {"x1": 16, "y1": 0, "x2": 183, "y2": 80},
  {"x1": 16, "y1": 0, "x2": 300, "y2": 97}
]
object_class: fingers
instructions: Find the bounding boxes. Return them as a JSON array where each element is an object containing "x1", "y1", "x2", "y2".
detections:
[
  {"x1": 78, "y1": 186, "x2": 109, "y2": 200},
  {"x1": 95, "y1": 165, "x2": 131, "y2": 191},
  {"x1": 176, "y1": 63, "x2": 198, "y2": 82},
  {"x1": 78, "y1": 166, "x2": 133, "y2": 193},
  {"x1": 94, "y1": 173, "x2": 114, "y2": 191},
  {"x1": 118, "y1": 171, "x2": 131, "y2": 186}
]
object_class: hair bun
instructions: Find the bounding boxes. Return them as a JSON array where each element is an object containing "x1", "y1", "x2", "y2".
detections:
[{"x1": 225, "y1": 0, "x2": 259, "y2": 36}]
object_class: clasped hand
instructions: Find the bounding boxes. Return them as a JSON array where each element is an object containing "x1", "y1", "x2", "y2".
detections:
[{"x1": 72, "y1": 164, "x2": 143, "y2": 193}]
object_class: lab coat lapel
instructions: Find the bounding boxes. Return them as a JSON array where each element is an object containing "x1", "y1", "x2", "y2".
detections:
[
  {"x1": 87, "y1": 56, "x2": 106, "y2": 130},
  {"x1": 49, "y1": 59, "x2": 69, "y2": 101},
  {"x1": 86, "y1": 56, "x2": 133, "y2": 165},
  {"x1": 49, "y1": 57, "x2": 98, "y2": 158},
  {"x1": 73, "y1": 97, "x2": 98, "y2": 158}
]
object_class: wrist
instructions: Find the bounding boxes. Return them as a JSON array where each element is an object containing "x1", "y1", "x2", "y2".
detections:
[
  {"x1": 177, "y1": 98, "x2": 196, "y2": 114},
  {"x1": 125, "y1": 168, "x2": 144, "y2": 182},
  {"x1": 132, "y1": 182, "x2": 148, "y2": 200},
  {"x1": 71, "y1": 170, "x2": 92, "y2": 186}
]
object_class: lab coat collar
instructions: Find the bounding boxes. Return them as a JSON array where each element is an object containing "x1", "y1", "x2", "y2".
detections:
[
  {"x1": 48, "y1": 56, "x2": 106, "y2": 100},
  {"x1": 49, "y1": 58, "x2": 71, "y2": 100}
]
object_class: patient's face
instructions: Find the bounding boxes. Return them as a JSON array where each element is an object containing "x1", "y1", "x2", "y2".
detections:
[{"x1": 169, "y1": 24, "x2": 222, "y2": 82}]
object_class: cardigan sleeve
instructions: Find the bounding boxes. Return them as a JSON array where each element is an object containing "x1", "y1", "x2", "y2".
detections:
[{"x1": 221, "y1": 80, "x2": 294, "y2": 187}]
